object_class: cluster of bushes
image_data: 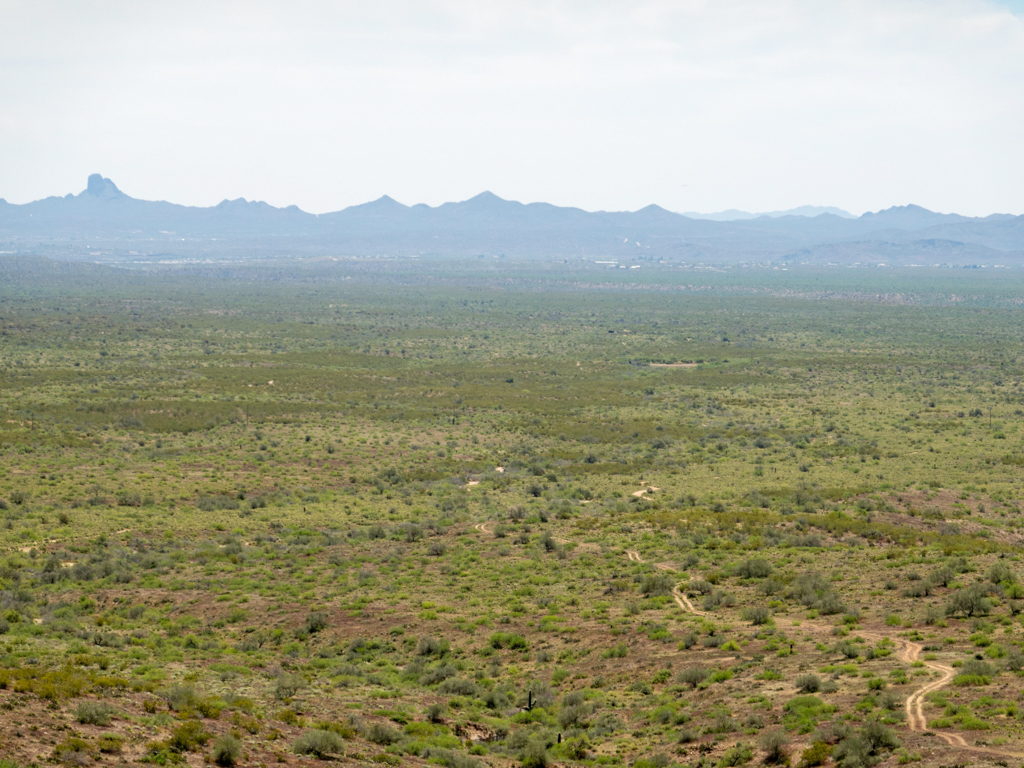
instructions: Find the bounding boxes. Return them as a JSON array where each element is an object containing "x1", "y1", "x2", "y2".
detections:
[
  {"x1": 901, "y1": 560, "x2": 968, "y2": 598},
  {"x1": 489, "y1": 632, "x2": 528, "y2": 650},
  {"x1": 788, "y1": 572, "x2": 846, "y2": 615},
  {"x1": 799, "y1": 720, "x2": 900, "y2": 768},
  {"x1": 945, "y1": 583, "x2": 999, "y2": 617}
]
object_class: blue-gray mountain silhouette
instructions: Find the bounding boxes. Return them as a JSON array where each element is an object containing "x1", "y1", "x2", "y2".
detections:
[{"x1": 0, "y1": 176, "x2": 1021, "y2": 265}]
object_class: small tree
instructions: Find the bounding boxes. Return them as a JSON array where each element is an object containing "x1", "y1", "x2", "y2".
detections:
[
  {"x1": 929, "y1": 565, "x2": 955, "y2": 587},
  {"x1": 946, "y1": 584, "x2": 992, "y2": 617},
  {"x1": 988, "y1": 562, "x2": 1015, "y2": 585}
]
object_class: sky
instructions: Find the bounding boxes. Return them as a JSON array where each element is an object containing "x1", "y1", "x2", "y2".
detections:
[{"x1": 1, "y1": 0, "x2": 1023, "y2": 216}]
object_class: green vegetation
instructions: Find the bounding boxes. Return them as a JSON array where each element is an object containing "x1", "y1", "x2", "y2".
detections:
[{"x1": 2, "y1": 259, "x2": 1024, "y2": 764}]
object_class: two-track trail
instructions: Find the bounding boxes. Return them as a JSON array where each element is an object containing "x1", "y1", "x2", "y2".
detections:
[
  {"x1": 474, "y1": 517, "x2": 1022, "y2": 760},
  {"x1": 627, "y1": 550, "x2": 706, "y2": 616},
  {"x1": 622, "y1": 547, "x2": 1011, "y2": 753},
  {"x1": 895, "y1": 641, "x2": 1018, "y2": 755},
  {"x1": 900, "y1": 640, "x2": 957, "y2": 736}
]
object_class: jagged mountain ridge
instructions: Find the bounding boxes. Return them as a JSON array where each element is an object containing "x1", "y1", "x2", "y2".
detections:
[{"x1": 1, "y1": 175, "x2": 1022, "y2": 264}]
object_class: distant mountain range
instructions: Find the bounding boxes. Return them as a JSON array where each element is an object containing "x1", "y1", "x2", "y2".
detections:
[
  {"x1": 1, "y1": 174, "x2": 1022, "y2": 266},
  {"x1": 681, "y1": 205, "x2": 856, "y2": 221}
]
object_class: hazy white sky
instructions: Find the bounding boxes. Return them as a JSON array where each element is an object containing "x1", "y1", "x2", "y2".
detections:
[{"x1": 1, "y1": 0, "x2": 1022, "y2": 215}]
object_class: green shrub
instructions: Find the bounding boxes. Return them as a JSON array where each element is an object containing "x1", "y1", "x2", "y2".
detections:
[
  {"x1": 489, "y1": 632, "x2": 528, "y2": 650},
  {"x1": 422, "y1": 747, "x2": 483, "y2": 767},
  {"x1": 717, "y1": 742, "x2": 753, "y2": 767},
  {"x1": 167, "y1": 720, "x2": 211, "y2": 753},
  {"x1": 314, "y1": 720, "x2": 357, "y2": 738},
  {"x1": 798, "y1": 741, "x2": 833, "y2": 768},
  {"x1": 640, "y1": 573, "x2": 675, "y2": 596},
  {"x1": 601, "y1": 643, "x2": 628, "y2": 659},
  {"x1": 211, "y1": 735, "x2": 242, "y2": 766},
  {"x1": 231, "y1": 711, "x2": 261, "y2": 734},
  {"x1": 836, "y1": 641, "x2": 859, "y2": 659},
  {"x1": 877, "y1": 691, "x2": 902, "y2": 710},
  {"x1": 833, "y1": 736, "x2": 872, "y2": 768},
  {"x1": 274, "y1": 673, "x2": 305, "y2": 699},
  {"x1": 75, "y1": 700, "x2": 117, "y2": 725},
  {"x1": 743, "y1": 605, "x2": 772, "y2": 625},
  {"x1": 861, "y1": 720, "x2": 900, "y2": 752},
  {"x1": 293, "y1": 729, "x2": 346, "y2": 758},
  {"x1": 634, "y1": 756, "x2": 671, "y2": 768},
  {"x1": 708, "y1": 669, "x2": 733, "y2": 684},
  {"x1": 784, "y1": 696, "x2": 836, "y2": 734},
  {"x1": 438, "y1": 677, "x2": 478, "y2": 696},
  {"x1": 417, "y1": 637, "x2": 450, "y2": 657},
  {"x1": 303, "y1": 611, "x2": 328, "y2": 634},
  {"x1": 366, "y1": 722, "x2": 402, "y2": 745},
  {"x1": 53, "y1": 736, "x2": 96, "y2": 764},
  {"x1": 736, "y1": 558, "x2": 773, "y2": 579},
  {"x1": 278, "y1": 708, "x2": 301, "y2": 725},
  {"x1": 676, "y1": 667, "x2": 709, "y2": 688},
  {"x1": 759, "y1": 730, "x2": 790, "y2": 764},
  {"x1": 196, "y1": 697, "x2": 223, "y2": 718},
  {"x1": 953, "y1": 674, "x2": 991, "y2": 686},
  {"x1": 628, "y1": 679, "x2": 653, "y2": 695},
  {"x1": 162, "y1": 683, "x2": 199, "y2": 711},
  {"x1": 196, "y1": 495, "x2": 239, "y2": 511},
  {"x1": 97, "y1": 735, "x2": 123, "y2": 754},
  {"x1": 520, "y1": 736, "x2": 549, "y2": 768},
  {"x1": 796, "y1": 674, "x2": 821, "y2": 693}
]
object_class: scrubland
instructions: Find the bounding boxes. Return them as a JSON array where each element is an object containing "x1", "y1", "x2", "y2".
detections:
[{"x1": 2, "y1": 260, "x2": 1024, "y2": 767}]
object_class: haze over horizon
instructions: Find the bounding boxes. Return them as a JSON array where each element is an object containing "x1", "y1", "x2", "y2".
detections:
[
  {"x1": 2, "y1": 1, "x2": 1023, "y2": 217},
  {"x1": 4, "y1": 173, "x2": 866, "y2": 220}
]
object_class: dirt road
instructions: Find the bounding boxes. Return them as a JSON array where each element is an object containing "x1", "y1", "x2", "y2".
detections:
[
  {"x1": 475, "y1": 517, "x2": 1019, "y2": 758},
  {"x1": 621, "y1": 546, "x2": 1011, "y2": 757}
]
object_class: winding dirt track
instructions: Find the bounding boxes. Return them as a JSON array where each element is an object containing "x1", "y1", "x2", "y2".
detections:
[
  {"x1": 624, "y1": 548, "x2": 1024, "y2": 758},
  {"x1": 900, "y1": 641, "x2": 957, "y2": 737},
  {"x1": 627, "y1": 550, "x2": 706, "y2": 615},
  {"x1": 896, "y1": 639, "x2": 1018, "y2": 754},
  {"x1": 477, "y1": 517, "x2": 1023, "y2": 758}
]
